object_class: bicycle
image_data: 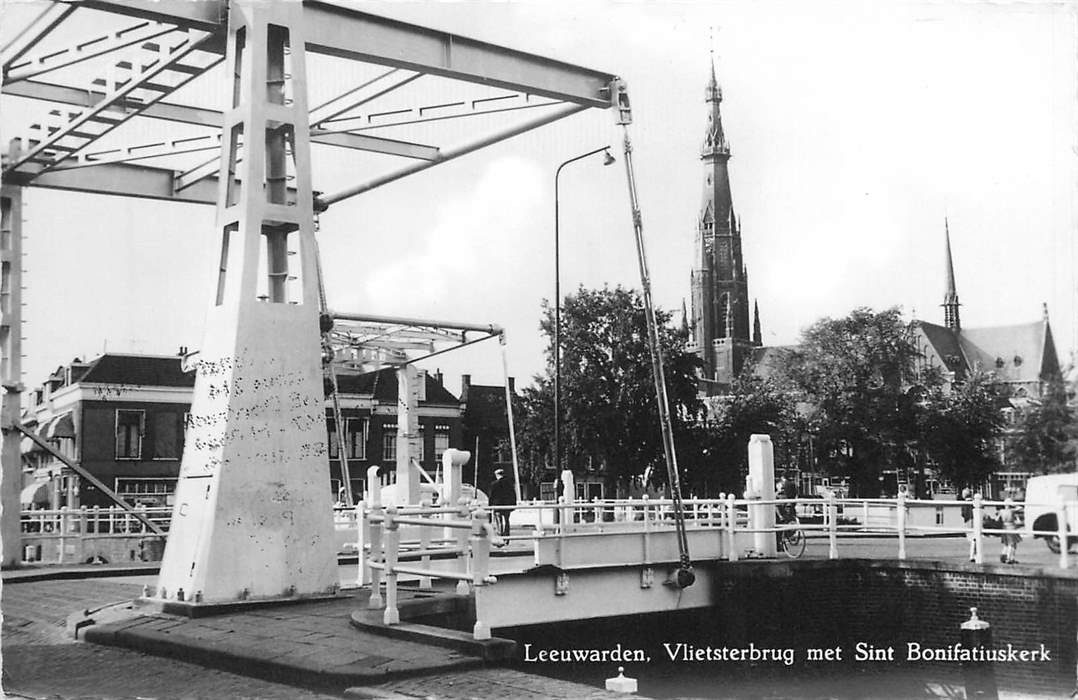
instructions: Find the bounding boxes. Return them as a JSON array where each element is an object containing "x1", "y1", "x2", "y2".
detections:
[{"x1": 777, "y1": 516, "x2": 806, "y2": 559}]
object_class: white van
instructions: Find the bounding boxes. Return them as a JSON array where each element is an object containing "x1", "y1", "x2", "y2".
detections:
[{"x1": 1023, "y1": 473, "x2": 1078, "y2": 553}]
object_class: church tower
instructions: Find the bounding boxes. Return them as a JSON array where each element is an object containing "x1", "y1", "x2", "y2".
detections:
[
  {"x1": 689, "y1": 59, "x2": 755, "y2": 393},
  {"x1": 942, "y1": 218, "x2": 961, "y2": 331}
]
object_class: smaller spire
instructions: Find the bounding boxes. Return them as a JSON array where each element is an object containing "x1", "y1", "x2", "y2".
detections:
[
  {"x1": 752, "y1": 300, "x2": 762, "y2": 347},
  {"x1": 681, "y1": 298, "x2": 690, "y2": 336},
  {"x1": 942, "y1": 218, "x2": 961, "y2": 332}
]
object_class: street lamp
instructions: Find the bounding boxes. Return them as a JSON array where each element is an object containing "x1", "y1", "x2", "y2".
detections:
[{"x1": 554, "y1": 146, "x2": 615, "y2": 478}]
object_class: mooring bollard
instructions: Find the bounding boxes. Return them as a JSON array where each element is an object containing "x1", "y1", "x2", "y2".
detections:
[
  {"x1": 960, "y1": 607, "x2": 998, "y2": 700},
  {"x1": 605, "y1": 666, "x2": 638, "y2": 693}
]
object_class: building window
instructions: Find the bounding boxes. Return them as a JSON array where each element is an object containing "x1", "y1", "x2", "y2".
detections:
[
  {"x1": 346, "y1": 418, "x2": 367, "y2": 460},
  {"x1": 383, "y1": 428, "x2": 397, "y2": 461},
  {"x1": 115, "y1": 477, "x2": 176, "y2": 507},
  {"x1": 328, "y1": 421, "x2": 339, "y2": 459},
  {"x1": 434, "y1": 430, "x2": 450, "y2": 463},
  {"x1": 152, "y1": 412, "x2": 181, "y2": 459},
  {"x1": 115, "y1": 410, "x2": 144, "y2": 459}
]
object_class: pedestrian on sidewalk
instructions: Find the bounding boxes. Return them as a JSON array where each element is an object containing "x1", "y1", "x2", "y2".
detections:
[
  {"x1": 961, "y1": 488, "x2": 978, "y2": 562},
  {"x1": 998, "y1": 495, "x2": 1022, "y2": 564},
  {"x1": 489, "y1": 468, "x2": 516, "y2": 539}
]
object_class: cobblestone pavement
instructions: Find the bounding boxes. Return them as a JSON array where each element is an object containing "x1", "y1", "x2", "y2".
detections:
[{"x1": 2, "y1": 577, "x2": 635, "y2": 700}]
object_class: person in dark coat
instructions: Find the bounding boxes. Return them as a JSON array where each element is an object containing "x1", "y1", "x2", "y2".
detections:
[{"x1": 489, "y1": 468, "x2": 517, "y2": 537}]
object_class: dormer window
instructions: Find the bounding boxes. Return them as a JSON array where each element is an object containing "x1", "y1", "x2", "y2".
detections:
[{"x1": 1013, "y1": 355, "x2": 1023, "y2": 367}]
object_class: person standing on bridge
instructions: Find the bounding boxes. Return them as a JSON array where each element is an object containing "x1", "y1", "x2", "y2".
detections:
[
  {"x1": 961, "y1": 488, "x2": 978, "y2": 562},
  {"x1": 489, "y1": 468, "x2": 517, "y2": 538},
  {"x1": 999, "y1": 495, "x2": 1022, "y2": 564}
]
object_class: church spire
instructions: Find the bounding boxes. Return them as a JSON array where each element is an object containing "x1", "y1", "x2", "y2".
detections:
[
  {"x1": 753, "y1": 300, "x2": 762, "y2": 346},
  {"x1": 942, "y1": 218, "x2": 961, "y2": 332}
]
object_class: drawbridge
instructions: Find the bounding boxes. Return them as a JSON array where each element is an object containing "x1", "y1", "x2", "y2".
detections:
[{"x1": 0, "y1": 0, "x2": 659, "y2": 612}]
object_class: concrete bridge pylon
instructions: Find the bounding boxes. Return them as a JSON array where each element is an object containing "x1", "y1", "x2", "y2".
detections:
[{"x1": 153, "y1": 0, "x2": 338, "y2": 607}]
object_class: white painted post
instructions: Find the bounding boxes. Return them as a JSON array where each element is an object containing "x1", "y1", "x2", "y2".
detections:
[
  {"x1": 972, "y1": 494, "x2": 984, "y2": 565},
  {"x1": 366, "y1": 466, "x2": 383, "y2": 609},
  {"x1": 419, "y1": 497, "x2": 432, "y2": 589},
  {"x1": 59, "y1": 506, "x2": 70, "y2": 564},
  {"x1": 471, "y1": 508, "x2": 492, "y2": 640},
  {"x1": 456, "y1": 499, "x2": 471, "y2": 595},
  {"x1": 560, "y1": 469, "x2": 575, "y2": 531},
  {"x1": 383, "y1": 506, "x2": 400, "y2": 625},
  {"x1": 355, "y1": 498, "x2": 366, "y2": 587},
  {"x1": 726, "y1": 493, "x2": 738, "y2": 562},
  {"x1": 440, "y1": 448, "x2": 471, "y2": 593},
  {"x1": 897, "y1": 491, "x2": 907, "y2": 560},
  {"x1": 1056, "y1": 496, "x2": 1069, "y2": 570},
  {"x1": 862, "y1": 501, "x2": 870, "y2": 530},
  {"x1": 747, "y1": 434, "x2": 776, "y2": 557},
  {"x1": 395, "y1": 364, "x2": 421, "y2": 505},
  {"x1": 827, "y1": 491, "x2": 838, "y2": 559}
]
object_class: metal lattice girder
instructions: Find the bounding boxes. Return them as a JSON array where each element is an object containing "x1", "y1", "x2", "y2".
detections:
[
  {"x1": 3, "y1": 20, "x2": 178, "y2": 85},
  {"x1": 5, "y1": 29, "x2": 225, "y2": 177},
  {"x1": 5, "y1": 28, "x2": 224, "y2": 177},
  {"x1": 57, "y1": 0, "x2": 619, "y2": 107},
  {"x1": 0, "y1": 2, "x2": 76, "y2": 71}
]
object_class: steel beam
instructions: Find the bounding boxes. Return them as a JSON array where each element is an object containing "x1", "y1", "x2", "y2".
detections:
[
  {"x1": 0, "y1": 186, "x2": 23, "y2": 567},
  {"x1": 0, "y1": 3, "x2": 76, "y2": 71},
  {"x1": 12, "y1": 160, "x2": 218, "y2": 204},
  {"x1": 56, "y1": 1, "x2": 619, "y2": 107},
  {"x1": 319, "y1": 102, "x2": 587, "y2": 205}
]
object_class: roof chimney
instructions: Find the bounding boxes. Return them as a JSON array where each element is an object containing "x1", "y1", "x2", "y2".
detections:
[{"x1": 434, "y1": 369, "x2": 444, "y2": 386}]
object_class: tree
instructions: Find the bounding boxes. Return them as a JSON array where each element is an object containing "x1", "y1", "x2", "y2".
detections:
[
  {"x1": 684, "y1": 368, "x2": 799, "y2": 496},
  {"x1": 1007, "y1": 379, "x2": 1078, "y2": 474},
  {"x1": 780, "y1": 307, "x2": 931, "y2": 497},
  {"x1": 922, "y1": 370, "x2": 1007, "y2": 490},
  {"x1": 517, "y1": 285, "x2": 701, "y2": 491}
]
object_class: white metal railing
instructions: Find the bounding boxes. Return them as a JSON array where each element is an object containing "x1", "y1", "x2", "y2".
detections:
[
  {"x1": 19, "y1": 505, "x2": 172, "y2": 564},
  {"x1": 358, "y1": 490, "x2": 1077, "y2": 619},
  {"x1": 358, "y1": 463, "x2": 500, "y2": 640}
]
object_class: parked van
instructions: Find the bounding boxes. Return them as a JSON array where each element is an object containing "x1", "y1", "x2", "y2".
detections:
[{"x1": 1023, "y1": 473, "x2": 1078, "y2": 553}]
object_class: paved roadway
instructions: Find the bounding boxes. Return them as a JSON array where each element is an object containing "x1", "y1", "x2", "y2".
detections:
[
  {"x1": 1, "y1": 576, "x2": 635, "y2": 700},
  {"x1": 796, "y1": 533, "x2": 1067, "y2": 567}
]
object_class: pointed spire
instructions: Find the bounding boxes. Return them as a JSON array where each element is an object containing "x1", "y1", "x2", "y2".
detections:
[
  {"x1": 753, "y1": 300, "x2": 762, "y2": 347},
  {"x1": 942, "y1": 218, "x2": 961, "y2": 332},
  {"x1": 681, "y1": 298, "x2": 690, "y2": 336},
  {"x1": 702, "y1": 55, "x2": 729, "y2": 157},
  {"x1": 1043, "y1": 301, "x2": 1050, "y2": 322}
]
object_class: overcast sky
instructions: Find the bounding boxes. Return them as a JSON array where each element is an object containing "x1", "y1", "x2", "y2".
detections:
[{"x1": 2, "y1": 0, "x2": 1076, "y2": 394}]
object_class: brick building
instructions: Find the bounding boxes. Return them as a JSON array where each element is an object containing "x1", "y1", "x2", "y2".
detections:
[{"x1": 21, "y1": 354, "x2": 464, "y2": 509}]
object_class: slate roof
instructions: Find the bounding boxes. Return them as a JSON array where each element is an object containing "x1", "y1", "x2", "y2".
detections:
[
  {"x1": 912, "y1": 319, "x2": 1060, "y2": 385},
  {"x1": 335, "y1": 368, "x2": 460, "y2": 405},
  {"x1": 914, "y1": 321, "x2": 968, "y2": 376},
  {"x1": 78, "y1": 354, "x2": 194, "y2": 388},
  {"x1": 958, "y1": 321, "x2": 1059, "y2": 383}
]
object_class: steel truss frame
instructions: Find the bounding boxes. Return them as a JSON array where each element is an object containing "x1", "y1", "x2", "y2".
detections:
[{"x1": 0, "y1": 0, "x2": 621, "y2": 568}]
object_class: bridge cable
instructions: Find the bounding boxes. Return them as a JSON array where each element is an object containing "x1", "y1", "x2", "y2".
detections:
[
  {"x1": 619, "y1": 124, "x2": 694, "y2": 589},
  {"x1": 312, "y1": 214, "x2": 355, "y2": 507}
]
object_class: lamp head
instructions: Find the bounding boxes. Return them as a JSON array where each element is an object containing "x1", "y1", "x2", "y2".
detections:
[{"x1": 602, "y1": 149, "x2": 616, "y2": 166}]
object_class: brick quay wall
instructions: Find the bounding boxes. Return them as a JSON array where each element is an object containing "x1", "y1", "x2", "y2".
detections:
[{"x1": 707, "y1": 559, "x2": 1077, "y2": 696}]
